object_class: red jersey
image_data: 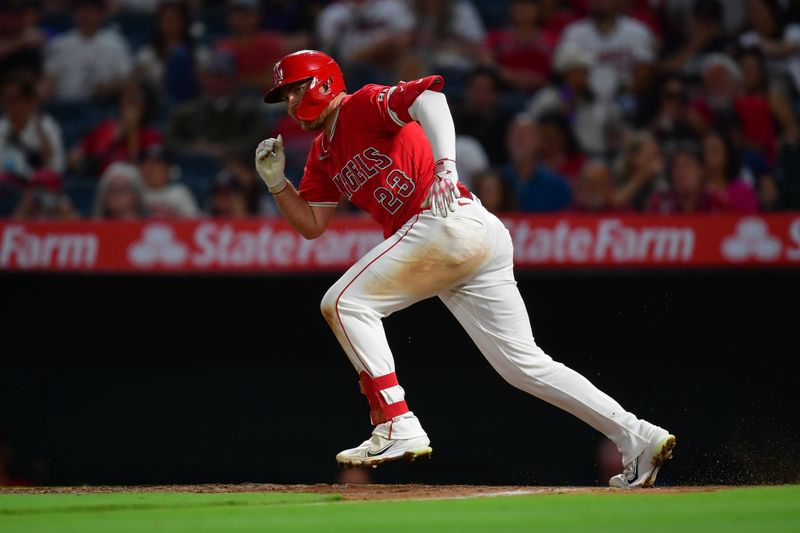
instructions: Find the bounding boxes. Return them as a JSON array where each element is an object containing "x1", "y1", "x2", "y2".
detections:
[{"x1": 298, "y1": 79, "x2": 470, "y2": 238}]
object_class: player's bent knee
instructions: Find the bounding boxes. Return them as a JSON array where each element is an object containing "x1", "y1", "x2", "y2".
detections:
[{"x1": 320, "y1": 284, "x2": 341, "y2": 326}]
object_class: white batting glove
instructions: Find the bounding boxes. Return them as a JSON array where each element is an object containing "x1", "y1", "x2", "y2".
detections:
[
  {"x1": 423, "y1": 158, "x2": 460, "y2": 218},
  {"x1": 255, "y1": 135, "x2": 288, "y2": 194}
]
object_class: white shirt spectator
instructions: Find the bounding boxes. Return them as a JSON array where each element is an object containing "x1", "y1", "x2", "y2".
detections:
[
  {"x1": 740, "y1": 23, "x2": 800, "y2": 93},
  {"x1": 559, "y1": 16, "x2": 655, "y2": 99},
  {"x1": 0, "y1": 113, "x2": 66, "y2": 178},
  {"x1": 455, "y1": 134, "x2": 489, "y2": 189},
  {"x1": 143, "y1": 184, "x2": 199, "y2": 217},
  {"x1": 44, "y1": 28, "x2": 133, "y2": 101},
  {"x1": 420, "y1": 0, "x2": 486, "y2": 71},
  {"x1": 317, "y1": 0, "x2": 415, "y2": 63}
]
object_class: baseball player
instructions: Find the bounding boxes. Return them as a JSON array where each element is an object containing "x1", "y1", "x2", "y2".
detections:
[{"x1": 255, "y1": 50, "x2": 675, "y2": 488}]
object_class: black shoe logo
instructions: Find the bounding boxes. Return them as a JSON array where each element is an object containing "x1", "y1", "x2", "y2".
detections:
[{"x1": 366, "y1": 441, "x2": 396, "y2": 457}]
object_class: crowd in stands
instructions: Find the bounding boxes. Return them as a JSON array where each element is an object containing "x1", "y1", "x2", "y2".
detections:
[{"x1": 2, "y1": 0, "x2": 800, "y2": 221}]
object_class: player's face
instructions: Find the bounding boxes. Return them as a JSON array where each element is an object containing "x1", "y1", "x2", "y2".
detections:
[{"x1": 280, "y1": 80, "x2": 325, "y2": 131}]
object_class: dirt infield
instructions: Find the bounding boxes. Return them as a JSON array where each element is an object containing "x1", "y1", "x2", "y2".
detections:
[{"x1": 0, "y1": 484, "x2": 732, "y2": 501}]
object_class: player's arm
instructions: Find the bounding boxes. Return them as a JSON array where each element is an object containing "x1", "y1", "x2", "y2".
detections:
[
  {"x1": 379, "y1": 76, "x2": 461, "y2": 216},
  {"x1": 407, "y1": 89, "x2": 460, "y2": 217},
  {"x1": 255, "y1": 135, "x2": 336, "y2": 239}
]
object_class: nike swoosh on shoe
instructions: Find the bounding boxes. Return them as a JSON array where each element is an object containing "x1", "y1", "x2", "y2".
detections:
[{"x1": 366, "y1": 441, "x2": 397, "y2": 457}]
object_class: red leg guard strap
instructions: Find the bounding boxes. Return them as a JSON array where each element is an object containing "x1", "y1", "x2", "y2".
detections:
[{"x1": 359, "y1": 371, "x2": 410, "y2": 424}]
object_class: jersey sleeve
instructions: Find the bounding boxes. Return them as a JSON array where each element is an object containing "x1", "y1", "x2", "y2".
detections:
[
  {"x1": 349, "y1": 76, "x2": 446, "y2": 133},
  {"x1": 297, "y1": 151, "x2": 341, "y2": 207}
]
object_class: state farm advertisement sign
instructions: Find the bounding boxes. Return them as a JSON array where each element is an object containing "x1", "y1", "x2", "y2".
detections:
[{"x1": 1, "y1": 214, "x2": 799, "y2": 273}]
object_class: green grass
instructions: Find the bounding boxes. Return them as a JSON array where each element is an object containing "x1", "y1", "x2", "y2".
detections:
[{"x1": 1, "y1": 486, "x2": 798, "y2": 533}]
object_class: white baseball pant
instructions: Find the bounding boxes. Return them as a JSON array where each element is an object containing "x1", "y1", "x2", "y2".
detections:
[{"x1": 320, "y1": 197, "x2": 658, "y2": 465}]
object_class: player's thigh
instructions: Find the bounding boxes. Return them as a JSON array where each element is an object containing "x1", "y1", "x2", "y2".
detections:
[{"x1": 320, "y1": 215, "x2": 428, "y2": 319}]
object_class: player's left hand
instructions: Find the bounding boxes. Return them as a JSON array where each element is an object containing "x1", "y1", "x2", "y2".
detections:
[{"x1": 423, "y1": 158, "x2": 460, "y2": 218}]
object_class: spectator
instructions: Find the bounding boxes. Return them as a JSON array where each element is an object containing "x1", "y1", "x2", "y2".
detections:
[
  {"x1": 316, "y1": 0, "x2": 415, "y2": 86},
  {"x1": 165, "y1": 49, "x2": 269, "y2": 164},
  {"x1": 702, "y1": 129, "x2": 759, "y2": 212},
  {"x1": 693, "y1": 53, "x2": 742, "y2": 135},
  {"x1": 219, "y1": 156, "x2": 262, "y2": 215},
  {"x1": 612, "y1": 130, "x2": 666, "y2": 211},
  {"x1": 483, "y1": 0, "x2": 557, "y2": 93},
  {"x1": 735, "y1": 47, "x2": 800, "y2": 165},
  {"x1": 572, "y1": 159, "x2": 621, "y2": 212},
  {"x1": 757, "y1": 170, "x2": 781, "y2": 210},
  {"x1": 660, "y1": 0, "x2": 727, "y2": 78},
  {"x1": 0, "y1": 0, "x2": 46, "y2": 82},
  {"x1": 528, "y1": 42, "x2": 618, "y2": 156},
  {"x1": 737, "y1": 0, "x2": 800, "y2": 93},
  {"x1": 651, "y1": 73, "x2": 704, "y2": 152},
  {"x1": 539, "y1": 0, "x2": 580, "y2": 37},
  {"x1": 661, "y1": 0, "x2": 745, "y2": 37},
  {"x1": 411, "y1": 0, "x2": 485, "y2": 74},
  {"x1": 535, "y1": 111, "x2": 588, "y2": 185},
  {"x1": 207, "y1": 167, "x2": 248, "y2": 217},
  {"x1": 558, "y1": 0, "x2": 657, "y2": 101},
  {"x1": 472, "y1": 168, "x2": 516, "y2": 214},
  {"x1": 139, "y1": 144, "x2": 199, "y2": 217},
  {"x1": 451, "y1": 67, "x2": 512, "y2": 166},
  {"x1": 623, "y1": 0, "x2": 664, "y2": 40},
  {"x1": 93, "y1": 161, "x2": 147, "y2": 219},
  {"x1": 645, "y1": 142, "x2": 728, "y2": 213},
  {"x1": 501, "y1": 114, "x2": 572, "y2": 212},
  {"x1": 214, "y1": 0, "x2": 292, "y2": 93},
  {"x1": 69, "y1": 80, "x2": 162, "y2": 177},
  {"x1": 259, "y1": 0, "x2": 326, "y2": 36},
  {"x1": 135, "y1": 0, "x2": 207, "y2": 107},
  {"x1": 455, "y1": 134, "x2": 489, "y2": 189},
  {"x1": 12, "y1": 168, "x2": 79, "y2": 220},
  {"x1": 0, "y1": 77, "x2": 66, "y2": 181},
  {"x1": 41, "y1": 0, "x2": 133, "y2": 102}
]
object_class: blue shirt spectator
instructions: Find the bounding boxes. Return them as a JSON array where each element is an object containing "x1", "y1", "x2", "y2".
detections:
[
  {"x1": 501, "y1": 113, "x2": 572, "y2": 213},
  {"x1": 501, "y1": 162, "x2": 572, "y2": 212}
]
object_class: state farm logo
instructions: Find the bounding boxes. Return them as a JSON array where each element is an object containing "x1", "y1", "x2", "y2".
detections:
[
  {"x1": 128, "y1": 224, "x2": 188, "y2": 267},
  {"x1": 721, "y1": 217, "x2": 782, "y2": 262}
]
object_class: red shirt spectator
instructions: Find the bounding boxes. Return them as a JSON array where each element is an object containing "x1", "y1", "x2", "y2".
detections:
[
  {"x1": 486, "y1": 29, "x2": 555, "y2": 83},
  {"x1": 70, "y1": 81, "x2": 162, "y2": 177},
  {"x1": 79, "y1": 120, "x2": 162, "y2": 176},
  {"x1": 485, "y1": 0, "x2": 557, "y2": 91},
  {"x1": 734, "y1": 93, "x2": 777, "y2": 164},
  {"x1": 215, "y1": 0, "x2": 287, "y2": 91},
  {"x1": 646, "y1": 144, "x2": 729, "y2": 214},
  {"x1": 215, "y1": 32, "x2": 285, "y2": 90}
]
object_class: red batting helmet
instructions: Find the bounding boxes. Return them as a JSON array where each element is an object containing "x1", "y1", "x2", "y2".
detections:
[{"x1": 263, "y1": 50, "x2": 346, "y2": 122}]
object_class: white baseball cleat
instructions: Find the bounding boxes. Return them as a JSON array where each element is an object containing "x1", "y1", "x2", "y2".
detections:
[
  {"x1": 336, "y1": 434, "x2": 433, "y2": 467},
  {"x1": 609, "y1": 429, "x2": 676, "y2": 489}
]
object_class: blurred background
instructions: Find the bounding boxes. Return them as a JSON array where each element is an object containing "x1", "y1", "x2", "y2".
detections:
[{"x1": 0, "y1": 0, "x2": 799, "y2": 487}]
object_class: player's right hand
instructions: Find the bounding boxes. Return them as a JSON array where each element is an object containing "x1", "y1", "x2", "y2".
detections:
[
  {"x1": 255, "y1": 135, "x2": 288, "y2": 193},
  {"x1": 423, "y1": 158, "x2": 460, "y2": 218}
]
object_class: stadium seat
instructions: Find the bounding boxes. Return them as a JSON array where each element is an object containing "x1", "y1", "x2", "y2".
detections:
[
  {"x1": 110, "y1": 11, "x2": 153, "y2": 53},
  {"x1": 193, "y1": 6, "x2": 229, "y2": 46},
  {"x1": 174, "y1": 152, "x2": 223, "y2": 211},
  {"x1": 39, "y1": 10, "x2": 74, "y2": 36},
  {"x1": 472, "y1": 0, "x2": 508, "y2": 29},
  {"x1": 43, "y1": 101, "x2": 100, "y2": 150},
  {"x1": 0, "y1": 183, "x2": 22, "y2": 217},
  {"x1": 63, "y1": 179, "x2": 98, "y2": 217},
  {"x1": 778, "y1": 143, "x2": 800, "y2": 209}
]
